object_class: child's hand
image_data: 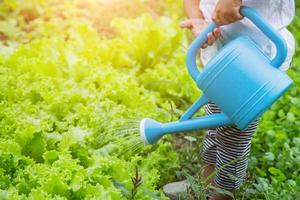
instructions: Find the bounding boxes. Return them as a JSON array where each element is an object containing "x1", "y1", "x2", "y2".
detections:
[
  {"x1": 180, "y1": 18, "x2": 221, "y2": 49},
  {"x1": 212, "y1": 0, "x2": 243, "y2": 25}
]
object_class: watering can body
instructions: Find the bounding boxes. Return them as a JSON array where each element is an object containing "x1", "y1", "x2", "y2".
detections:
[
  {"x1": 196, "y1": 36, "x2": 292, "y2": 129},
  {"x1": 140, "y1": 6, "x2": 293, "y2": 144}
]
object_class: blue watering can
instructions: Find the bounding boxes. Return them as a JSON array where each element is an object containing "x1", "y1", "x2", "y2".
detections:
[{"x1": 139, "y1": 6, "x2": 293, "y2": 144}]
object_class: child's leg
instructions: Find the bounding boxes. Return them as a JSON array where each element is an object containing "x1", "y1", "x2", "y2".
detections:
[
  {"x1": 209, "y1": 122, "x2": 258, "y2": 200},
  {"x1": 214, "y1": 121, "x2": 257, "y2": 191},
  {"x1": 202, "y1": 102, "x2": 258, "y2": 199}
]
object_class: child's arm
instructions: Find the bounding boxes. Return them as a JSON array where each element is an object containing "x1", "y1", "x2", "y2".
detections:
[
  {"x1": 212, "y1": 0, "x2": 243, "y2": 25},
  {"x1": 181, "y1": 0, "x2": 221, "y2": 49},
  {"x1": 183, "y1": 0, "x2": 204, "y2": 19}
]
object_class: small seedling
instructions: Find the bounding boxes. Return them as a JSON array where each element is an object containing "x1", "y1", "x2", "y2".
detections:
[{"x1": 130, "y1": 166, "x2": 143, "y2": 199}]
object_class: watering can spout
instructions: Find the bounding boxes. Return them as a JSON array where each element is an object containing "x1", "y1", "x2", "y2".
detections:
[
  {"x1": 140, "y1": 118, "x2": 163, "y2": 145},
  {"x1": 140, "y1": 113, "x2": 232, "y2": 144}
]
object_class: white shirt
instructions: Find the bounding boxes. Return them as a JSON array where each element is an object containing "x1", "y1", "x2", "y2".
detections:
[{"x1": 199, "y1": 0, "x2": 295, "y2": 70}]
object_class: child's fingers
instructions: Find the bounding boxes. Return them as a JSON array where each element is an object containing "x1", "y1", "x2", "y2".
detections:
[
  {"x1": 213, "y1": 28, "x2": 221, "y2": 39},
  {"x1": 180, "y1": 20, "x2": 192, "y2": 28},
  {"x1": 202, "y1": 30, "x2": 219, "y2": 48},
  {"x1": 206, "y1": 33, "x2": 215, "y2": 46}
]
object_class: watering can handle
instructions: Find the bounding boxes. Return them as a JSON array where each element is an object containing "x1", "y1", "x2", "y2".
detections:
[{"x1": 186, "y1": 6, "x2": 288, "y2": 82}]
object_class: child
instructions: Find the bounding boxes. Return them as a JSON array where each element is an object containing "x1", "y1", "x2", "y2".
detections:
[{"x1": 179, "y1": 0, "x2": 295, "y2": 199}]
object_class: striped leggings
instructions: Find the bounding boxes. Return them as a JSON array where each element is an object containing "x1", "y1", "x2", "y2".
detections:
[{"x1": 201, "y1": 102, "x2": 258, "y2": 191}]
